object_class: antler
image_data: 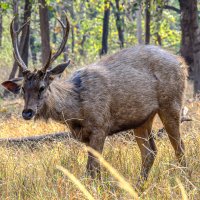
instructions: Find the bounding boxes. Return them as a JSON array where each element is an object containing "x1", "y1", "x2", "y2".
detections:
[
  {"x1": 10, "y1": 17, "x2": 30, "y2": 73},
  {"x1": 42, "y1": 15, "x2": 70, "y2": 72}
]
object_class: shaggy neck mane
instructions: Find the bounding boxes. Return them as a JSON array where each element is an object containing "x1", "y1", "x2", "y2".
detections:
[{"x1": 36, "y1": 79, "x2": 81, "y2": 122}]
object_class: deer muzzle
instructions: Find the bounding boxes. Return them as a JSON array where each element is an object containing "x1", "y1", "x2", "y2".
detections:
[{"x1": 22, "y1": 109, "x2": 35, "y2": 120}]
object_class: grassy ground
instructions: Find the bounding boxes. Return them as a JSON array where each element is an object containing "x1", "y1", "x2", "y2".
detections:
[
  {"x1": 0, "y1": 40, "x2": 199, "y2": 199},
  {"x1": 0, "y1": 87, "x2": 199, "y2": 200}
]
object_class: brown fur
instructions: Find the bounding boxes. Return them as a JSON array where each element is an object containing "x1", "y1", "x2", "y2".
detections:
[{"x1": 3, "y1": 45, "x2": 188, "y2": 187}]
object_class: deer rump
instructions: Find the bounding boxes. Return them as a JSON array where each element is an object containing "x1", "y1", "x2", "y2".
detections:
[{"x1": 67, "y1": 45, "x2": 186, "y2": 139}]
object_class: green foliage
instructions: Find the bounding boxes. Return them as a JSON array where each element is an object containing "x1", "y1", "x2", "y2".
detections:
[
  {"x1": 0, "y1": 2, "x2": 11, "y2": 11},
  {"x1": 0, "y1": 0, "x2": 187, "y2": 70},
  {"x1": 150, "y1": 0, "x2": 181, "y2": 52}
]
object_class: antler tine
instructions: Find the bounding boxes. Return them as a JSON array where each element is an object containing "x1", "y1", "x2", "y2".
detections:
[
  {"x1": 10, "y1": 17, "x2": 30, "y2": 72},
  {"x1": 50, "y1": 15, "x2": 70, "y2": 65},
  {"x1": 42, "y1": 49, "x2": 52, "y2": 72}
]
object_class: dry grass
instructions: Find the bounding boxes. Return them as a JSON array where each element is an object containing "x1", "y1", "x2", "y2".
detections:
[
  {"x1": 0, "y1": 99, "x2": 199, "y2": 199},
  {"x1": 0, "y1": 88, "x2": 199, "y2": 199}
]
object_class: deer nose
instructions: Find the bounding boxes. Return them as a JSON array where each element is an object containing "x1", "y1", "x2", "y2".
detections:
[{"x1": 22, "y1": 109, "x2": 35, "y2": 120}]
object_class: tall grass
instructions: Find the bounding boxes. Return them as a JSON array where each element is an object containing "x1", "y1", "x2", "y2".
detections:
[
  {"x1": 0, "y1": 99, "x2": 199, "y2": 199},
  {"x1": 86, "y1": 146, "x2": 138, "y2": 199}
]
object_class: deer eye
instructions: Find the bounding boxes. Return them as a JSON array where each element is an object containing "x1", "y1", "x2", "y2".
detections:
[{"x1": 39, "y1": 86, "x2": 45, "y2": 94}]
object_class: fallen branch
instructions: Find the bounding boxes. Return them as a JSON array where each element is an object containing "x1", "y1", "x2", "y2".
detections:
[
  {"x1": 0, "y1": 132, "x2": 72, "y2": 148},
  {"x1": 0, "y1": 107, "x2": 192, "y2": 148}
]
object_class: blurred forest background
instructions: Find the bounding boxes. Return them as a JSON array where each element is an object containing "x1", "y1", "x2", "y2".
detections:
[{"x1": 0, "y1": 0, "x2": 200, "y2": 95}]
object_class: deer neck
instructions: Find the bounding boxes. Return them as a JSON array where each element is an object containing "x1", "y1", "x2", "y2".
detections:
[{"x1": 36, "y1": 80, "x2": 82, "y2": 123}]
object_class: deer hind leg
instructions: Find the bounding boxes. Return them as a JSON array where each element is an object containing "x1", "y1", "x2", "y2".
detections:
[
  {"x1": 158, "y1": 106, "x2": 186, "y2": 167},
  {"x1": 134, "y1": 115, "x2": 157, "y2": 189},
  {"x1": 147, "y1": 117, "x2": 157, "y2": 155}
]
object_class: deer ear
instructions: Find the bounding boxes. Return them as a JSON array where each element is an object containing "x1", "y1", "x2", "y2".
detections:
[
  {"x1": 48, "y1": 60, "x2": 70, "y2": 76},
  {"x1": 1, "y1": 78, "x2": 23, "y2": 94}
]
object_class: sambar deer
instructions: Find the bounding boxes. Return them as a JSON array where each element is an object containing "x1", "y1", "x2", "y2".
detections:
[{"x1": 2, "y1": 15, "x2": 187, "y2": 188}]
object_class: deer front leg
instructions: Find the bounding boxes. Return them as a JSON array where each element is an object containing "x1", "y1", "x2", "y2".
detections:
[{"x1": 86, "y1": 130, "x2": 106, "y2": 179}]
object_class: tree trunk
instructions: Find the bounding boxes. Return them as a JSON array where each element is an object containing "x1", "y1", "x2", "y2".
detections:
[
  {"x1": 0, "y1": 7, "x2": 2, "y2": 47},
  {"x1": 136, "y1": 4, "x2": 143, "y2": 44},
  {"x1": 39, "y1": 0, "x2": 50, "y2": 65},
  {"x1": 145, "y1": 0, "x2": 151, "y2": 44},
  {"x1": 71, "y1": 25, "x2": 75, "y2": 54},
  {"x1": 179, "y1": 0, "x2": 200, "y2": 94},
  {"x1": 30, "y1": 29, "x2": 37, "y2": 64},
  {"x1": 190, "y1": 1, "x2": 200, "y2": 94},
  {"x1": 155, "y1": 4, "x2": 163, "y2": 46},
  {"x1": 79, "y1": 34, "x2": 86, "y2": 56},
  {"x1": 100, "y1": 0, "x2": 110, "y2": 56},
  {"x1": 18, "y1": 0, "x2": 32, "y2": 77},
  {"x1": 64, "y1": 0, "x2": 75, "y2": 54},
  {"x1": 7, "y1": 0, "x2": 19, "y2": 81},
  {"x1": 179, "y1": 0, "x2": 194, "y2": 78},
  {"x1": 30, "y1": 15, "x2": 38, "y2": 65},
  {"x1": 63, "y1": 45, "x2": 69, "y2": 62},
  {"x1": 52, "y1": 17, "x2": 57, "y2": 44},
  {"x1": 114, "y1": 0, "x2": 124, "y2": 48},
  {"x1": 70, "y1": 1, "x2": 75, "y2": 54}
]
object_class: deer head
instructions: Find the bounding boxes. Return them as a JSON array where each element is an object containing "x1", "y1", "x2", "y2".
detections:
[{"x1": 2, "y1": 16, "x2": 70, "y2": 120}]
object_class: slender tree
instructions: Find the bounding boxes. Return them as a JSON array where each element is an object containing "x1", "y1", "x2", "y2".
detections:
[
  {"x1": 71, "y1": 23, "x2": 75, "y2": 54},
  {"x1": 29, "y1": 13, "x2": 38, "y2": 64},
  {"x1": 154, "y1": 2, "x2": 163, "y2": 46},
  {"x1": 52, "y1": 17, "x2": 57, "y2": 44},
  {"x1": 71, "y1": 0, "x2": 76, "y2": 54},
  {"x1": 63, "y1": 46, "x2": 69, "y2": 62},
  {"x1": 100, "y1": 0, "x2": 110, "y2": 56},
  {"x1": 145, "y1": 0, "x2": 150, "y2": 44},
  {"x1": 0, "y1": 6, "x2": 2, "y2": 47},
  {"x1": 30, "y1": 28, "x2": 37, "y2": 64},
  {"x1": 61, "y1": 1, "x2": 74, "y2": 54},
  {"x1": 18, "y1": 0, "x2": 32, "y2": 77},
  {"x1": 136, "y1": 4, "x2": 143, "y2": 44},
  {"x1": 7, "y1": 0, "x2": 19, "y2": 82},
  {"x1": 39, "y1": 0, "x2": 50, "y2": 65},
  {"x1": 111, "y1": 0, "x2": 124, "y2": 48}
]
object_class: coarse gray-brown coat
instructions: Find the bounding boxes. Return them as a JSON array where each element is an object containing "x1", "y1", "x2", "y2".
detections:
[{"x1": 2, "y1": 16, "x2": 188, "y2": 189}]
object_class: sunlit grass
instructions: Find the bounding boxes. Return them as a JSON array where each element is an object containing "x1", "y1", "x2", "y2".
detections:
[
  {"x1": 0, "y1": 116, "x2": 67, "y2": 138},
  {"x1": 0, "y1": 95, "x2": 199, "y2": 199},
  {"x1": 0, "y1": 127, "x2": 199, "y2": 199}
]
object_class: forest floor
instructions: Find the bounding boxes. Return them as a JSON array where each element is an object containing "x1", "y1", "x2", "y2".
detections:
[{"x1": 0, "y1": 66, "x2": 199, "y2": 199}]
